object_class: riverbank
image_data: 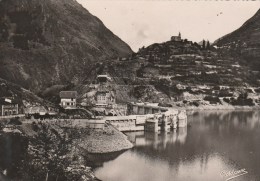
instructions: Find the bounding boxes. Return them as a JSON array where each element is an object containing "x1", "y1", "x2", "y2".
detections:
[
  {"x1": 169, "y1": 102, "x2": 260, "y2": 111},
  {"x1": 184, "y1": 104, "x2": 260, "y2": 111}
]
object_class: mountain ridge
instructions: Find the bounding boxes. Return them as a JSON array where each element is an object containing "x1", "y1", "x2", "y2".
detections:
[
  {"x1": 214, "y1": 8, "x2": 260, "y2": 70},
  {"x1": 214, "y1": 8, "x2": 260, "y2": 44},
  {"x1": 0, "y1": 0, "x2": 133, "y2": 93}
]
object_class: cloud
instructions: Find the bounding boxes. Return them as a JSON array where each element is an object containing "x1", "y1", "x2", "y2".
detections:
[{"x1": 137, "y1": 29, "x2": 148, "y2": 40}]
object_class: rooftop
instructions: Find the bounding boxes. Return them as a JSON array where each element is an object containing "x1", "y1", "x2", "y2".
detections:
[
  {"x1": 97, "y1": 75, "x2": 109, "y2": 78},
  {"x1": 0, "y1": 98, "x2": 18, "y2": 105},
  {"x1": 60, "y1": 91, "x2": 77, "y2": 99}
]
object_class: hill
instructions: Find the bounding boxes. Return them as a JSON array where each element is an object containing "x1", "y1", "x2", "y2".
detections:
[
  {"x1": 131, "y1": 38, "x2": 257, "y2": 87},
  {"x1": 75, "y1": 36, "x2": 260, "y2": 107},
  {"x1": 0, "y1": 0, "x2": 132, "y2": 93}
]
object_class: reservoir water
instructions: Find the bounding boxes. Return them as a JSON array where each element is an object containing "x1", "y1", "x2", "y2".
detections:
[{"x1": 94, "y1": 110, "x2": 260, "y2": 181}]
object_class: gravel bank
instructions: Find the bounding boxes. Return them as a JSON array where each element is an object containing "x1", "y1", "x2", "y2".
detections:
[{"x1": 78, "y1": 124, "x2": 133, "y2": 154}]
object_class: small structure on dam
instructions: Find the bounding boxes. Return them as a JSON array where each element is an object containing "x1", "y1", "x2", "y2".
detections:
[{"x1": 128, "y1": 102, "x2": 168, "y2": 115}]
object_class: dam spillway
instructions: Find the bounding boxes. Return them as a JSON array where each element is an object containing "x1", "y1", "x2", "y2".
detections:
[{"x1": 104, "y1": 109, "x2": 187, "y2": 132}]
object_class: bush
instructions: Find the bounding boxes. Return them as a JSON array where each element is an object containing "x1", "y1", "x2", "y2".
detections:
[
  {"x1": 192, "y1": 101, "x2": 200, "y2": 107},
  {"x1": 8, "y1": 117, "x2": 22, "y2": 125},
  {"x1": 232, "y1": 97, "x2": 254, "y2": 106},
  {"x1": 218, "y1": 90, "x2": 233, "y2": 97},
  {"x1": 229, "y1": 93, "x2": 254, "y2": 106},
  {"x1": 255, "y1": 88, "x2": 260, "y2": 93},
  {"x1": 213, "y1": 86, "x2": 221, "y2": 90},
  {"x1": 223, "y1": 98, "x2": 230, "y2": 103},
  {"x1": 33, "y1": 113, "x2": 40, "y2": 119},
  {"x1": 32, "y1": 122, "x2": 39, "y2": 132},
  {"x1": 238, "y1": 92, "x2": 248, "y2": 100},
  {"x1": 0, "y1": 122, "x2": 4, "y2": 130},
  {"x1": 204, "y1": 96, "x2": 221, "y2": 104}
]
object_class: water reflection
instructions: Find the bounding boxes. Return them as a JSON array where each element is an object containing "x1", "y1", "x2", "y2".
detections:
[
  {"x1": 127, "y1": 128, "x2": 187, "y2": 149},
  {"x1": 95, "y1": 110, "x2": 260, "y2": 181}
]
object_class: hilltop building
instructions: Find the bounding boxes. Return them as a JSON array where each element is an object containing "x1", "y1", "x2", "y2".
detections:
[
  {"x1": 60, "y1": 91, "x2": 77, "y2": 109},
  {"x1": 0, "y1": 98, "x2": 19, "y2": 116},
  {"x1": 171, "y1": 32, "x2": 182, "y2": 42}
]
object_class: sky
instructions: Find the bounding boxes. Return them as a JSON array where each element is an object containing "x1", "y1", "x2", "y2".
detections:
[{"x1": 77, "y1": 0, "x2": 260, "y2": 52}]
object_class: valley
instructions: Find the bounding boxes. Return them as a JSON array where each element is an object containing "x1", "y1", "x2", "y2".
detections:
[{"x1": 0, "y1": 0, "x2": 260, "y2": 181}]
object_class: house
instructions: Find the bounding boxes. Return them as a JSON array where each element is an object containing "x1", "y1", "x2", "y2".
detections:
[
  {"x1": 171, "y1": 32, "x2": 182, "y2": 42},
  {"x1": 96, "y1": 91, "x2": 109, "y2": 106},
  {"x1": 25, "y1": 106, "x2": 48, "y2": 115},
  {"x1": 60, "y1": 91, "x2": 77, "y2": 109},
  {"x1": 95, "y1": 86, "x2": 115, "y2": 107},
  {"x1": 0, "y1": 98, "x2": 19, "y2": 116}
]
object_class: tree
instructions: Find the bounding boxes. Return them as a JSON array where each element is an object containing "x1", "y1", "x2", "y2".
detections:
[
  {"x1": 202, "y1": 39, "x2": 206, "y2": 49},
  {"x1": 206, "y1": 41, "x2": 210, "y2": 50}
]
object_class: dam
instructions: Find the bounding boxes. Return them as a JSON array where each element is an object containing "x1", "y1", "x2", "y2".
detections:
[{"x1": 105, "y1": 108, "x2": 187, "y2": 132}]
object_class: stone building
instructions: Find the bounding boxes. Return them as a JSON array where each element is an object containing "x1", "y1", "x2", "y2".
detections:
[
  {"x1": 0, "y1": 98, "x2": 19, "y2": 116},
  {"x1": 171, "y1": 32, "x2": 182, "y2": 42},
  {"x1": 96, "y1": 86, "x2": 115, "y2": 107},
  {"x1": 60, "y1": 91, "x2": 77, "y2": 109}
]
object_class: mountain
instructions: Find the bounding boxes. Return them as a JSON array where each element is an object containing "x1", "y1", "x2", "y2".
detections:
[
  {"x1": 214, "y1": 9, "x2": 260, "y2": 69},
  {"x1": 0, "y1": 0, "x2": 132, "y2": 93}
]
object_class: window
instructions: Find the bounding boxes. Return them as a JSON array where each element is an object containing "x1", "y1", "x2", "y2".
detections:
[
  {"x1": 71, "y1": 98, "x2": 74, "y2": 101},
  {"x1": 67, "y1": 103, "x2": 70, "y2": 106}
]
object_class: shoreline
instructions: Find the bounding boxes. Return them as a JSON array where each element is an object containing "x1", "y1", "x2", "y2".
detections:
[
  {"x1": 179, "y1": 105, "x2": 260, "y2": 111},
  {"x1": 0, "y1": 121, "x2": 133, "y2": 181}
]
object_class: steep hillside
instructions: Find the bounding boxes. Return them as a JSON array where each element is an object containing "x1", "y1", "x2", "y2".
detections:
[
  {"x1": 0, "y1": 78, "x2": 54, "y2": 108},
  {"x1": 133, "y1": 39, "x2": 256, "y2": 87},
  {"x1": 80, "y1": 37, "x2": 260, "y2": 105},
  {"x1": 0, "y1": 0, "x2": 132, "y2": 93},
  {"x1": 215, "y1": 9, "x2": 260, "y2": 70}
]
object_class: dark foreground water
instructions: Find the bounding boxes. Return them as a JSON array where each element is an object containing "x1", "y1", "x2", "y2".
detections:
[{"x1": 94, "y1": 111, "x2": 260, "y2": 181}]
